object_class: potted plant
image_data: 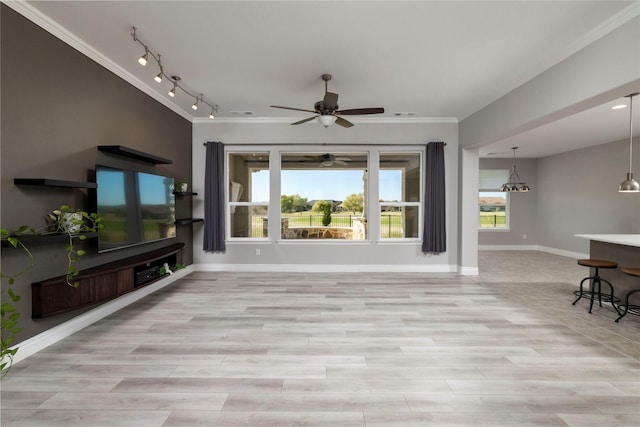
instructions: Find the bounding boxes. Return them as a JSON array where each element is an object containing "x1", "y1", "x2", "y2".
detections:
[{"x1": 175, "y1": 179, "x2": 188, "y2": 193}]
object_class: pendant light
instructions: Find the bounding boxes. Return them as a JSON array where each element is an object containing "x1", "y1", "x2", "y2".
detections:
[
  {"x1": 500, "y1": 147, "x2": 530, "y2": 192},
  {"x1": 618, "y1": 93, "x2": 640, "y2": 192}
]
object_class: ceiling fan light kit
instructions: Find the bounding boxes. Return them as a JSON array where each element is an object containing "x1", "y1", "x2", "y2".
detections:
[
  {"x1": 270, "y1": 73, "x2": 384, "y2": 128},
  {"x1": 618, "y1": 92, "x2": 640, "y2": 193},
  {"x1": 131, "y1": 27, "x2": 218, "y2": 119},
  {"x1": 500, "y1": 147, "x2": 530, "y2": 193},
  {"x1": 318, "y1": 115, "x2": 337, "y2": 127}
]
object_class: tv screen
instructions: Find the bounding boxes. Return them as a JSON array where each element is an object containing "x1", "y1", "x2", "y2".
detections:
[{"x1": 96, "y1": 165, "x2": 176, "y2": 252}]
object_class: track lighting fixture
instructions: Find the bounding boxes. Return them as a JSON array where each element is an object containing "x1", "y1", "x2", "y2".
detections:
[{"x1": 131, "y1": 27, "x2": 218, "y2": 118}]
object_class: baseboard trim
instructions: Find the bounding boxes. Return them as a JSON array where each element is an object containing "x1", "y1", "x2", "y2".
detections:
[
  {"x1": 458, "y1": 266, "x2": 479, "y2": 276},
  {"x1": 478, "y1": 245, "x2": 540, "y2": 251},
  {"x1": 9, "y1": 266, "x2": 193, "y2": 366},
  {"x1": 194, "y1": 263, "x2": 457, "y2": 273},
  {"x1": 479, "y1": 244, "x2": 587, "y2": 259},
  {"x1": 537, "y1": 246, "x2": 588, "y2": 259}
]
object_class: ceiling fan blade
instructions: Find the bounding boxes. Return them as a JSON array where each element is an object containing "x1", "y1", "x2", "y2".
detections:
[
  {"x1": 334, "y1": 157, "x2": 351, "y2": 161},
  {"x1": 323, "y1": 92, "x2": 339, "y2": 111},
  {"x1": 336, "y1": 107, "x2": 385, "y2": 115},
  {"x1": 291, "y1": 116, "x2": 318, "y2": 125},
  {"x1": 335, "y1": 116, "x2": 354, "y2": 128},
  {"x1": 271, "y1": 105, "x2": 317, "y2": 114},
  {"x1": 333, "y1": 160, "x2": 349, "y2": 166}
]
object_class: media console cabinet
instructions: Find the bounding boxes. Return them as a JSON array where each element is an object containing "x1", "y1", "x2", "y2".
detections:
[{"x1": 32, "y1": 242, "x2": 184, "y2": 318}]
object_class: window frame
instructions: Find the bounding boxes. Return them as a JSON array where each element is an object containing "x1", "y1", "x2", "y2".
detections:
[
  {"x1": 226, "y1": 150, "x2": 270, "y2": 241},
  {"x1": 478, "y1": 169, "x2": 510, "y2": 231},
  {"x1": 224, "y1": 145, "x2": 426, "y2": 244},
  {"x1": 377, "y1": 150, "x2": 423, "y2": 242}
]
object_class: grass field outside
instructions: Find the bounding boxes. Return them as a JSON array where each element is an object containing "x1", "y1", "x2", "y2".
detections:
[{"x1": 480, "y1": 211, "x2": 506, "y2": 228}]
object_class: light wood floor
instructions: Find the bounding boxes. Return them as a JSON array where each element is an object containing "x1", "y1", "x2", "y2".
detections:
[{"x1": 2, "y1": 251, "x2": 639, "y2": 426}]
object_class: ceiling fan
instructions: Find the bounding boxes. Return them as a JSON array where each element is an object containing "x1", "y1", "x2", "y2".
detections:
[
  {"x1": 270, "y1": 74, "x2": 384, "y2": 128},
  {"x1": 285, "y1": 153, "x2": 352, "y2": 167},
  {"x1": 314, "y1": 153, "x2": 351, "y2": 167}
]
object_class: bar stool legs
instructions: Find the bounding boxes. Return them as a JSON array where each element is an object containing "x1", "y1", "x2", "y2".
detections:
[
  {"x1": 615, "y1": 267, "x2": 640, "y2": 323},
  {"x1": 572, "y1": 259, "x2": 620, "y2": 315}
]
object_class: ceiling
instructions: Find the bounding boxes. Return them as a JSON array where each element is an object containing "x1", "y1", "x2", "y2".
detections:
[{"x1": 17, "y1": 1, "x2": 640, "y2": 158}]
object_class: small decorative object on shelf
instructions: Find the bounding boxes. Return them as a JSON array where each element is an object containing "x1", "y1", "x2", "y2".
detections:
[{"x1": 175, "y1": 180, "x2": 188, "y2": 193}]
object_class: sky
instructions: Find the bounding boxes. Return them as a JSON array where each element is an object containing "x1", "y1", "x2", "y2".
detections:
[{"x1": 251, "y1": 169, "x2": 402, "y2": 203}]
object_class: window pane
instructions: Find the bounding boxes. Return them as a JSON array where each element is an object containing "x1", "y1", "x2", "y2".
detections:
[
  {"x1": 281, "y1": 152, "x2": 367, "y2": 240},
  {"x1": 230, "y1": 205, "x2": 268, "y2": 238},
  {"x1": 380, "y1": 206, "x2": 419, "y2": 238},
  {"x1": 229, "y1": 152, "x2": 269, "y2": 203},
  {"x1": 479, "y1": 191, "x2": 507, "y2": 229},
  {"x1": 379, "y1": 153, "x2": 421, "y2": 202},
  {"x1": 479, "y1": 169, "x2": 509, "y2": 190}
]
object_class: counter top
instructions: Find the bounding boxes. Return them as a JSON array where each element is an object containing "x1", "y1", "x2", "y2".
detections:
[{"x1": 575, "y1": 234, "x2": 640, "y2": 248}]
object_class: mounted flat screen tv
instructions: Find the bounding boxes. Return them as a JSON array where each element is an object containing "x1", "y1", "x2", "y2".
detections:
[{"x1": 96, "y1": 165, "x2": 176, "y2": 253}]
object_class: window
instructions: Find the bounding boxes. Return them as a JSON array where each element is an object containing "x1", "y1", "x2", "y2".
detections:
[
  {"x1": 479, "y1": 169, "x2": 508, "y2": 229},
  {"x1": 280, "y1": 152, "x2": 367, "y2": 240},
  {"x1": 379, "y1": 153, "x2": 421, "y2": 239},
  {"x1": 228, "y1": 152, "x2": 269, "y2": 238}
]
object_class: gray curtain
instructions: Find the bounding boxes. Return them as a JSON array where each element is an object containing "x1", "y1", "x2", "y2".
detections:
[
  {"x1": 203, "y1": 141, "x2": 225, "y2": 252},
  {"x1": 422, "y1": 141, "x2": 446, "y2": 253}
]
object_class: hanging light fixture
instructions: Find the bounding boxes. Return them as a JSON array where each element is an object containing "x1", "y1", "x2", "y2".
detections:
[
  {"x1": 618, "y1": 93, "x2": 640, "y2": 193},
  {"x1": 500, "y1": 147, "x2": 530, "y2": 192},
  {"x1": 131, "y1": 27, "x2": 218, "y2": 117}
]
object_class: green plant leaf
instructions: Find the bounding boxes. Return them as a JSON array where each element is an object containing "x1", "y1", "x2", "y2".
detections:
[
  {"x1": 7, "y1": 237, "x2": 18, "y2": 248},
  {"x1": 1, "y1": 303, "x2": 16, "y2": 314},
  {"x1": 7, "y1": 288, "x2": 20, "y2": 302}
]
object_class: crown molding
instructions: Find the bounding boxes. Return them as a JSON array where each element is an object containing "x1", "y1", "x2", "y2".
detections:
[
  {"x1": 193, "y1": 116, "x2": 459, "y2": 125},
  {"x1": 3, "y1": 0, "x2": 195, "y2": 122}
]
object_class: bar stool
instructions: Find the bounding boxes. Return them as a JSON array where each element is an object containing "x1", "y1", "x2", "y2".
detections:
[
  {"x1": 615, "y1": 268, "x2": 640, "y2": 323},
  {"x1": 572, "y1": 259, "x2": 620, "y2": 314}
]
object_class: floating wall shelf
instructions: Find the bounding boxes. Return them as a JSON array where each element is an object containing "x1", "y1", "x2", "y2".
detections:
[
  {"x1": 14, "y1": 178, "x2": 97, "y2": 189},
  {"x1": 98, "y1": 145, "x2": 172, "y2": 164},
  {"x1": 175, "y1": 218, "x2": 204, "y2": 225}
]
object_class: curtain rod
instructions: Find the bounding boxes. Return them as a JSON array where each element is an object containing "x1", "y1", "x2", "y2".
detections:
[{"x1": 203, "y1": 142, "x2": 446, "y2": 147}]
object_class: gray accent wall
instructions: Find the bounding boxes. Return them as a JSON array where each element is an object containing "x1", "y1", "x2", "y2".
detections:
[
  {"x1": 1, "y1": 6, "x2": 193, "y2": 344},
  {"x1": 536, "y1": 138, "x2": 640, "y2": 255}
]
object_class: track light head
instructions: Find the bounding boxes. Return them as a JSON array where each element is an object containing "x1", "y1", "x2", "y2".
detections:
[
  {"x1": 154, "y1": 72, "x2": 163, "y2": 83},
  {"x1": 168, "y1": 76, "x2": 180, "y2": 98},
  {"x1": 209, "y1": 111, "x2": 215, "y2": 119},
  {"x1": 138, "y1": 49, "x2": 148, "y2": 66}
]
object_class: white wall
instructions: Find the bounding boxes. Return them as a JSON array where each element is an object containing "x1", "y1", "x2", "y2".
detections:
[{"x1": 191, "y1": 121, "x2": 460, "y2": 272}]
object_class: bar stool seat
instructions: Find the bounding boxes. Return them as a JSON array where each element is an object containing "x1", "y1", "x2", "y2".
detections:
[
  {"x1": 572, "y1": 259, "x2": 620, "y2": 314},
  {"x1": 615, "y1": 268, "x2": 640, "y2": 323}
]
